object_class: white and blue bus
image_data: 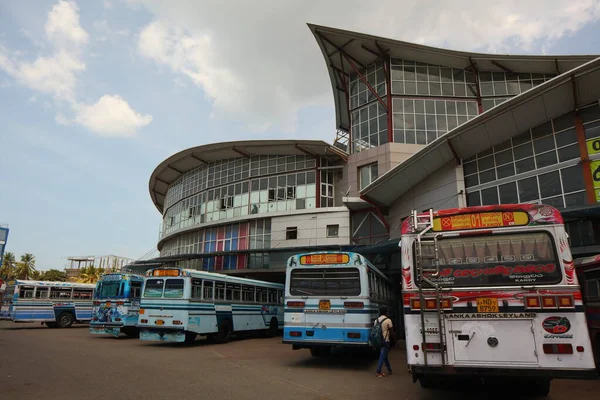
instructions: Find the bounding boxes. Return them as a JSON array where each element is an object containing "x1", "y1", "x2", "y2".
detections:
[
  {"x1": 137, "y1": 267, "x2": 284, "y2": 344},
  {"x1": 0, "y1": 279, "x2": 95, "y2": 328},
  {"x1": 282, "y1": 251, "x2": 394, "y2": 357},
  {"x1": 90, "y1": 273, "x2": 145, "y2": 338}
]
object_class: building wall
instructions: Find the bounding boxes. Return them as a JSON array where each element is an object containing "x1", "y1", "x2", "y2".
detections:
[
  {"x1": 387, "y1": 160, "x2": 465, "y2": 238},
  {"x1": 270, "y1": 208, "x2": 349, "y2": 248}
]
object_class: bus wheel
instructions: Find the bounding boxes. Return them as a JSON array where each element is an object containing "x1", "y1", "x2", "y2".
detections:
[
  {"x1": 266, "y1": 317, "x2": 278, "y2": 337},
  {"x1": 184, "y1": 332, "x2": 197, "y2": 345},
  {"x1": 216, "y1": 320, "x2": 232, "y2": 343},
  {"x1": 57, "y1": 312, "x2": 74, "y2": 328},
  {"x1": 44, "y1": 322, "x2": 57, "y2": 328}
]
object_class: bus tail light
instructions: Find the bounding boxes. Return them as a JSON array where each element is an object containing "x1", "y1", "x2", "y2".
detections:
[
  {"x1": 543, "y1": 343, "x2": 573, "y2": 354},
  {"x1": 173, "y1": 320, "x2": 182, "y2": 325},
  {"x1": 525, "y1": 296, "x2": 541, "y2": 309},
  {"x1": 423, "y1": 342, "x2": 445, "y2": 351},
  {"x1": 139, "y1": 309, "x2": 145, "y2": 314},
  {"x1": 287, "y1": 301, "x2": 305, "y2": 308},
  {"x1": 413, "y1": 345, "x2": 419, "y2": 351},
  {"x1": 290, "y1": 331, "x2": 302, "y2": 337},
  {"x1": 411, "y1": 298, "x2": 452, "y2": 310},
  {"x1": 557, "y1": 295, "x2": 574, "y2": 309},
  {"x1": 576, "y1": 346, "x2": 584, "y2": 352},
  {"x1": 116, "y1": 301, "x2": 124, "y2": 306},
  {"x1": 344, "y1": 301, "x2": 364, "y2": 309},
  {"x1": 542, "y1": 296, "x2": 557, "y2": 308},
  {"x1": 347, "y1": 332, "x2": 361, "y2": 338},
  {"x1": 140, "y1": 319, "x2": 148, "y2": 323}
]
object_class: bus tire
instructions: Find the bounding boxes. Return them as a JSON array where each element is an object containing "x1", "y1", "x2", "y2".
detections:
[
  {"x1": 266, "y1": 317, "x2": 278, "y2": 337},
  {"x1": 184, "y1": 332, "x2": 197, "y2": 345},
  {"x1": 57, "y1": 312, "x2": 74, "y2": 328},
  {"x1": 44, "y1": 322, "x2": 57, "y2": 328},
  {"x1": 216, "y1": 319, "x2": 232, "y2": 343}
]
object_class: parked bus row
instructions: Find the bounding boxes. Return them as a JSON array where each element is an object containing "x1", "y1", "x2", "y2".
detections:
[{"x1": 0, "y1": 203, "x2": 598, "y2": 397}]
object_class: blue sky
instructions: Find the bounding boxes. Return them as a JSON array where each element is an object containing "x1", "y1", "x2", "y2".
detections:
[{"x1": 1, "y1": 0, "x2": 600, "y2": 271}]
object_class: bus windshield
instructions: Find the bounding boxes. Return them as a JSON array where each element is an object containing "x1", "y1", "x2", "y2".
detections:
[
  {"x1": 290, "y1": 267, "x2": 361, "y2": 296},
  {"x1": 96, "y1": 281, "x2": 122, "y2": 298},
  {"x1": 419, "y1": 232, "x2": 562, "y2": 287},
  {"x1": 143, "y1": 278, "x2": 184, "y2": 298}
]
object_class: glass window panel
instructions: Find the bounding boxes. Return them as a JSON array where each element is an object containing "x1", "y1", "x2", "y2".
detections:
[
  {"x1": 405, "y1": 81, "x2": 417, "y2": 94},
  {"x1": 512, "y1": 131, "x2": 531, "y2": 146},
  {"x1": 404, "y1": 99, "x2": 415, "y2": 113},
  {"x1": 466, "y1": 102, "x2": 478, "y2": 116},
  {"x1": 494, "y1": 149, "x2": 513, "y2": 165},
  {"x1": 425, "y1": 100, "x2": 435, "y2": 114},
  {"x1": 518, "y1": 177, "x2": 539, "y2": 202},
  {"x1": 442, "y1": 83, "x2": 454, "y2": 96},
  {"x1": 477, "y1": 155, "x2": 494, "y2": 171},
  {"x1": 466, "y1": 191, "x2": 481, "y2": 206},
  {"x1": 553, "y1": 112, "x2": 574, "y2": 132},
  {"x1": 463, "y1": 161, "x2": 477, "y2": 176},
  {"x1": 425, "y1": 115, "x2": 436, "y2": 131},
  {"x1": 542, "y1": 196, "x2": 564, "y2": 209},
  {"x1": 558, "y1": 144, "x2": 580, "y2": 162},
  {"x1": 417, "y1": 82, "x2": 429, "y2": 95},
  {"x1": 538, "y1": 171, "x2": 561, "y2": 198},
  {"x1": 535, "y1": 151, "x2": 558, "y2": 168},
  {"x1": 533, "y1": 135, "x2": 555, "y2": 154},
  {"x1": 446, "y1": 102, "x2": 457, "y2": 115},
  {"x1": 507, "y1": 81, "x2": 520, "y2": 95},
  {"x1": 584, "y1": 121, "x2": 600, "y2": 140},
  {"x1": 555, "y1": 128, "x2": 578, "y2": 147},
  {"x1": 465, "y1": 174, "x2": 479, "y2": 188},
  {"x1": 479, "y1": 169, "x2": 496, "y2": 184},
  {"x1": 561, "y1": 164, "x2": 585, "y2": 193},
  {"x1": 493, "y1": 139, "x2": 511, "y2": 152},
  {"x1": 480, "y1": 82, "x2": 494, "y2": 96},
  {"x1": 394, "y1": 130, "x2": 405, "y2": 143},
  {"x1": 447, "y1": 115, "x2": 458, "y2": 131},
  {"x1": 441, "y1": 68, "x2": 453, "y2": 83},
  {"x1": 493, "y1": 81, "x2": 508, "y2": 96},
  {"x1": 436, "y1": 115, "x2": 447, "y2": 131},
  {"x1": 497, "y1": 163, "x2": 515, "y2": 179},
  {"x1": 482, "y1": 99, "x2": 495, "y2": 111},
  {"x1": 481, "y1": 187, "x2": 499, "y2": 205},
  {"x1": 515, "y1": 157, "x2": 536, "y2": 174},
  {"x1": 405, "y1": 130, "x2": 416, "y2": 144},
  {"x1": 391, "y1": 82, "x2": 404, "y2": 94},
  {"x1": 454, "y1": 84, "x2": 466, "y2": 97},
  {"x1": 416, "y1": 131, "x2": 427, "y2": 145},
  {"x1": 564, "y1": 191, "x2": 586, "y2": 207},
  {"x1": 513, "y1": 142, "x2": 533, "y2": 160},
  {"x1": 580, "y1": 104, "x2": 600, "y2": 124},
  {"x1": 499, "y1": 182, "x2": 518, "y2": 203},
  {"x1": 428, "y1": 66, "x2": 440, "y2": 81},
  {"x1": 532, "y1": 121, "x2": 553, "y2": 139},
  {"x1": 404, "y1": 66, "x2": 416, "y2": 81},
  {"x1": 415, "y1": 114, "x2": 426, "y2": 130},
  {"x1": 456, "y1": 102, "x2": 467, "y2": 115},
  {"x1": 426, "y1": 131, "x2": 437, "y2": 143},
  {"x1": 479, "y1": 71, "x2": 492, "y2": 82}
]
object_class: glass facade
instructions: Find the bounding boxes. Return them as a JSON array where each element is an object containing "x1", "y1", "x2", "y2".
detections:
[
  {"x1": 464, "y1": 106, "x2": 600, "y2": 209},
  {"x1": 161, "y1": 155, "x2": 320, "y2": 238}
]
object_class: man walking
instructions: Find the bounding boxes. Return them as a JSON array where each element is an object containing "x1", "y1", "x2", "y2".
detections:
[{"x1": 374, "y1": 306, "x2": 393, "y2": 377}]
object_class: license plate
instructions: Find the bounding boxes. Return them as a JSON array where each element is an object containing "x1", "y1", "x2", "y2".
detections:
[
  {"x1": 476, "y1": 297, "x2": 499, "y2": 313},
  {"x1": 319, "y1": 300, "x2": 330, "y2": 311},
  {"x1": 156, "y1": 319, "x2": 164, "y2": 326}
]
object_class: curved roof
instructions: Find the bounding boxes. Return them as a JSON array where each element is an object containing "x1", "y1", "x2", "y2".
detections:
[
  {"x1": 149, "y1": 139, "x2": 347, "y2": 213},
  {"x1": 308, "y1": 23, "x2": 599, "y2": 132},
  {"x1": 360, "y1": 56, "x2": 600, "y2": 206}
]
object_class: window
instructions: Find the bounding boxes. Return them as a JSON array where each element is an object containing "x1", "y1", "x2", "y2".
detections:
[
  {"x1": 326, "y1": 224, "x2": 339, "y2": 238},
  {"x1": 97, "y1": 281, "x2": 121, "y2": 298},
  {"x1": 226, "y1": 283, "x2": 241, "y2": 301},
  {"x1": 290, "y1": 268, "x2": 361, "y2": 296},
  {"x1": 50, "y1": 287, "x2": 72, "y2": 299},
  {"x1": 35, "y1": 287, "x2": 49, "y2": 299},
  {"x1": 19, "y1": 286, "x2": 34, "y2": 298},
  {"x1": 418, "y1": 232, "x2": 561, "y2": 287},
  {"x1": 256, "y1": 287, "x2": 268, "y2": 303},
  {"x1": 144, "y1": 279, "x2": 164, "y2": 298},
  {"x1": 286, "y1": 227, "x2": 298, "y2": 240},
  {"x1": 359, "y1": 163, "x2": 378, "y2": 190},
  {"x1": 242, "y1": 285, "x2": 255, "y2": 302},
  {"x1": 584, "y1": 276, "x2": 599, "y2": 300},
  {"x1": 215, "y1": 282, "x2": 225, "y2": 300},
  {"x1": 203, "y1": 281, "x2": 214, "y2": 300},
  {"x1": 130, "y1": 281, "x2": 142, "y2": 299},
  {"x1": 192, "y1": 279, "x2": 203, "y2": 299},
  {"x1": 268, "y1": 289, "x2": 278, "y2": 304},
  {"x1": 73, "y1": 289, "x2": 93, "y2": 299}
]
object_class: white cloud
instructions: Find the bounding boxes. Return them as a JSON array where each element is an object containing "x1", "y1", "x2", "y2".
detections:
[
  {"x1": 72, "y1": 95, "x2": 153, "y2": 137},
  {"x1": 45, "y1": 0, "x2": 89, "y2": 48},
  {"x1": 130, "y1": 0, "x2": 600, "y2": 133}
]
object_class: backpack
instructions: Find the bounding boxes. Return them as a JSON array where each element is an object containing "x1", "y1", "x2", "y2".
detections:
[{"x1": 369, "y1": 317, "x2": 388, "y2": 348}]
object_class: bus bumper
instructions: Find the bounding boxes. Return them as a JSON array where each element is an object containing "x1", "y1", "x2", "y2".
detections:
[
  {"x1": 282, "y1": 340, "x2": 370, "y2": 349},
  {"x1": 89, "y1": 323, "x2": 122, "y2": 337},
  {"x1": 410, "y1": 365, "x2": 598, "y2": 381},
  {"x1": 139, "y1": 327, "x2": 186, "y2": 342}
]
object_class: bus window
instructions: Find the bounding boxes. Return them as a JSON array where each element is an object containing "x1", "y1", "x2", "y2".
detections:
[
  {"x1": 73, "y1": 289, "x2": 93, "y2": 299},
  {"x1": 164, "y1": 279, "x2": 184, "y2": 298},
  {"x1": 585, "y1": 276, "x2": 599, "y2": 300},
  {"x1": 35, "y1": 287, "x2": 49, "y2": 299},
  {"x1": 215, "y1": 282, "x2": 225, "y2": 300},
  {"x1": 144, "y1": 279, "x2": 164, "y2": 298},
  {"x1": 242, "y1": 285, "x2": 255, "y2": 302},
  {"x1": 268, "y1": 289, "x2": 277, "y2": 304},
  {"x1": 130, "y1": 281, "x2": 142, "y2": 299},
  {"x1": 203, "y1": 281, "x2": 214, "y2": 300},
  {"x1": 97, "y1": 281, "x2": 121, "y2": 298},
  {"x1": 277, "y1": 289, "x2": 283, "y2": 304},
  {"x1": 19, "y1": 286, "x2": 34, "y2": 298},
  {"x1": 50, "y1": 287, "x2": 72, "y2": 299},
  {"x1": 226, "y1": 283, "x2": 241, "y2": 301},
  {"x1": 256, "y1": 287, "x2": 268, "y2": 303},
  {"x1": 192, "y1": 279, "x2": 202, "y2": 299}
]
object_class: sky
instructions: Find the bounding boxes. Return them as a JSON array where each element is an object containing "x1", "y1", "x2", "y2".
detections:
[{"x1": 1, "y1": 0, "x2": 600, "y2": 271}]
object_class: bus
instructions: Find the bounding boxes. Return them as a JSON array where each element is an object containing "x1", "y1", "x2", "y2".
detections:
[
  {"x1": 89, "y1": 273, "x2": 144, "y2": 338},
  {"x1": 282, "y1": 251, "x2": 394, "y2": 357},
  {"x1": 575, "y1": 253, "x2": 600, "y2": 365},
  {"x1": 0, "y1": 279, "x2": 95, "y2": 328},
  {"x1": 137, "y1": 267, "x2": 284, "y2": 344},
  {"x1": 401, "y1": 204, "x2": 596, "y2": 396}
]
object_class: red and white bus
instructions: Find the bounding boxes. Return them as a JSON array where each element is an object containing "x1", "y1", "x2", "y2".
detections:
[
  {"x1": 400, "y1": 204, "x2": 597, "y2": 396},
  {"x1": 575, "y1": 253, "x2": 600, "y2": 365}
]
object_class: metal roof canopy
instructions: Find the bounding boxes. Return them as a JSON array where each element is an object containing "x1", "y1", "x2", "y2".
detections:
[
  {"x1": 149, "y1": 140, "x2": 348, "y2": 213},
  {"x1": 360, "y1": 57, "x2": 600, "y2": 206},
  {"x1": 308, "y1": 23, "x2": 599, "y2": 133}
]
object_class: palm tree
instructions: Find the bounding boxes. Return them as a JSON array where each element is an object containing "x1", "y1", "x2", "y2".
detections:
[
  {"x1": 0, "y1": 251, "x2": 16, "y2": 279},
  {"x1": 15, "y1": 253, "x2": 37, "y2": 280},
  {"x1": 76, "y1": 265, "x2": 103, "y2": 284}
]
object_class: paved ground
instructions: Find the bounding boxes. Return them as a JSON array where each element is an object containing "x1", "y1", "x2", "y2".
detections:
[{"x1": 0, "y1": 321, "x2": 598, "y2": 400}]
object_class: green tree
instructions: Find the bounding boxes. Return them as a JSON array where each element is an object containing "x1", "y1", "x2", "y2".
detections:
[
  {"x1": 76, "y1": 265, "x2": 103, "y2": 284},
  {"x1": 0, "y1": 251, "x2": 16, "y2": 279},
  {"x1": 15, "y1": 253, "x2": 37, "y2": 280},
  {"x1": 39, "y1": 269, "x2": 68, "y2": 282}
]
